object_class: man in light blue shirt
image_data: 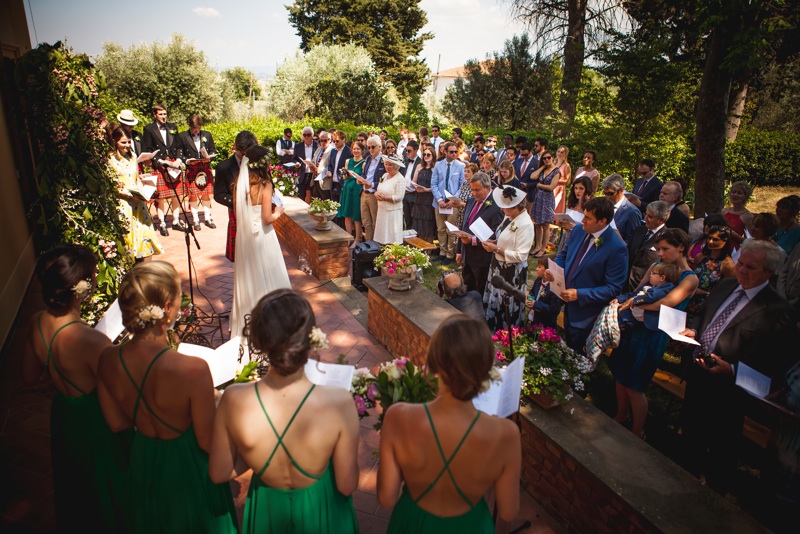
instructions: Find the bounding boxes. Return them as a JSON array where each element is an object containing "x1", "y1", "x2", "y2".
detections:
[{"x1": 430, "y1": 141, "x2": 466, "y2": 262}]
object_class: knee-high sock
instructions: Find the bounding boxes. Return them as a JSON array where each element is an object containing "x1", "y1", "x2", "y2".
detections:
[
  {"x1": 189, "y1": 200, "x2": 200, "y2": 224},
  {"x1": 172, "y1": 206, "x2": 182, "y2": 225},
  {"x1": 201, "y1": 199, "x2": 213, "y2": 222},
  {"x1": 156, "y1": 202, "x2": 167, "y2": 227}
]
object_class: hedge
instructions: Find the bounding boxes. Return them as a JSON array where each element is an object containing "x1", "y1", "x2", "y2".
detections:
[{"x1": 204, "y1": 117, "x2": 799, "y2": 188}]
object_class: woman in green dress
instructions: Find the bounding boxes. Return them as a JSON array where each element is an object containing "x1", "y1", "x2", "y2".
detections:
[
  {"x1": 378, "y1": 314, "x2": 521, "y2": 533},
  {"x1": 97, "y1": 261, "x2": 237, "y2": 533},
  {"x1": 23, "y1": 245, "x2": 131, "y2": 532},
  {"x1": 209, "y1": 289, "x2": 360, "y2": 533},
  {"x1": 337, "y1": 140, "x2": 366, "y2": 248}
]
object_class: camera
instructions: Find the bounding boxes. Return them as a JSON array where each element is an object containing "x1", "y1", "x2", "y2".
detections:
[{"x1": 696, "y1": 351, "x2": 717, "y2": 368}]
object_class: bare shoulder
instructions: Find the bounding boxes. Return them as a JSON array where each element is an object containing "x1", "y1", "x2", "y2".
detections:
[
  {"x1": 481, "y1": 413, "x2": 519, "y2": 438},
  {"x1": 313, "y1": 384, "x2": 355, "y2": 408},
  {"x1": 217, "y1": 382, "x2": 252, "y2": 409}
]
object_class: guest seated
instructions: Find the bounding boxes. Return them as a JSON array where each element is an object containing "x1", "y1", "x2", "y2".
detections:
[
  {"x1": 23, "y1": 245, "x2": 129, "y2": 532},
  {"x1": 775, "y1": 195, "x2": 800, "y2": 255},
  {"x1": 687, "y1": 225, "x2": 736, "y2": 318},
  {"x1": 209, "y1": 289, "x2": 359, "y2": 533},
  {"x1": 439, "y1": 272, "x2": 485, "y2": 321},
  {"x1": 97, "y1": 261, "x2": 237, "y2": 533},
  {"x1": 616, "y1": 263, "x2": 681, "y2": 330},
  {"x1": 378, "y1": 314, "x2": 521, "y2": 531},
  {"x1": 525, "y1": 254, "x2": 561, "y2": 329},
  {"x1": 687, "y1": 213, "x2": 729, "y2": 264}
]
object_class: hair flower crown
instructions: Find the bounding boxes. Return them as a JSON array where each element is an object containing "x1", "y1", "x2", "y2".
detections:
[{"x1": 247, "y1": 154, "x2": 270, "y2": 170}]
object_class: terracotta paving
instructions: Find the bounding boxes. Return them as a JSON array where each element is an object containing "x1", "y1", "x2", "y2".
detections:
[{"x1": 0, "y1": 201, "x2": 561, "y2": 533}]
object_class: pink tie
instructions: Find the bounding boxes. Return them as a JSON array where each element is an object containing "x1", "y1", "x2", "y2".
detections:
[{"x1": 521, "y1": 159, "x2": 528, "y2": 176}]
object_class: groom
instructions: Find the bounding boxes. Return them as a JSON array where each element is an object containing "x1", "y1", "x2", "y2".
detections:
[{"x1": 213, "y1": 130, "x2": 258, "y2": 262}]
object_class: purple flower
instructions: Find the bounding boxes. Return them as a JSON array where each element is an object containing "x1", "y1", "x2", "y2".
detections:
[
  {"x1": 354, "y1": 395, "x2": 367, "y2": 415},
  {"x1": 366, "y1": 383, "x2": 378, "y2": 401}
]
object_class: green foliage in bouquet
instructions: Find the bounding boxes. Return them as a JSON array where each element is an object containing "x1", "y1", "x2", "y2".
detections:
[
  {"x1": 16, "y1": 42, "x2": 132, "y2": 324},
  {"x1": 307, "y1": 198, "x2": 340, "y2": 214},
  {"x1": 368, "y1": 358, "x2": 438, "y2": 431}
]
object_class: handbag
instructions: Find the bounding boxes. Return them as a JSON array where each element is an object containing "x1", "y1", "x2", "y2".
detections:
[{"x1": 584, "y1": 302, "x2": 620, "y2": 370}]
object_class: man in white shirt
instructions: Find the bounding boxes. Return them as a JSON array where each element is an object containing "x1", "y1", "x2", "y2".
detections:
[
  {"x1": 276, "y1": 128, "x2": 295, "y2": 164},
  {"x1": 430, "y1": 124, "x2": 443, "y2": 153},
  {"x1": 309, "y1": 130, "x2": 333, "y2": 200},
  {"x1": 402, "y1": 140, "x2": 421, "y2": 231},
  {"x1": 296, "y1": 126, "x2": 318, "y2": 203},
  {"x1": 397, "y1": 127, "x2": 410, "y2": 154}
]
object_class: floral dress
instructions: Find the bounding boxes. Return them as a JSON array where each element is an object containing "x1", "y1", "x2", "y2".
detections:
[
  {"x1": 687, "y1": 254, "x2": 730, "y2": 316},
  {"x1": 109, "y1": 153, "x2": 163, "y2": 260}
]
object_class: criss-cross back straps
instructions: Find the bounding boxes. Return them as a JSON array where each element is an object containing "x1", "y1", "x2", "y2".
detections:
[
  {"x1": 254, "y1": 383, "x2": 319, "y2": 480},
  {"x1": 118, "y1": 344, "x2": 182, "y2": 435},
  {"x1": 37, "y1": 313, "x2": 86, "y2": 395},
  {"x1": 414, "y1": 404, "x2": 481, "y2": 507}
]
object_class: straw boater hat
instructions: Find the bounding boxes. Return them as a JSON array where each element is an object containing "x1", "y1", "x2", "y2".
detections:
[
  {"x1": 116, "y1": 110, "x2": 138, "y2": 126},
  {"x1": 381, "y1": 153, "x2": 405, "y2": 169},
  {"x1": 492, "y1": 185, "x2": 525, "y2": 208}
]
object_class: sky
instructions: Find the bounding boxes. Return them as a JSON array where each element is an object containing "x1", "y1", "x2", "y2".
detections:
[{"x1": 24, "y1": 0, "x2": 530, "y2": 77}]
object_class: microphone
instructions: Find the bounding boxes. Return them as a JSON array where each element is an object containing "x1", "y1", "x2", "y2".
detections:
[{"x1": 491, "y1": 275, "x2": 527, "y2": 303}]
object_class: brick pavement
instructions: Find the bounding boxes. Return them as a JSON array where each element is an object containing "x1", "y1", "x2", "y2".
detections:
[{"x1": 0, "y1": 201, "x2": 560, "y2": 533}]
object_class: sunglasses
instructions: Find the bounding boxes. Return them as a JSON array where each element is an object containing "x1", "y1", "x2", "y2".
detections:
[
  {"x1": 542, "y1": 156, "x2": 552, "y2": 160},
  {"x1": 368, "y1": 145, "x2": 379, "y2": 150},
  {"x1": 603, "y1": 191, "x2": 616, "y2": 197},
  {"x1": 424, "y1": 153, "x2": 433, "y2": 157},
  {"x1": 448, "y1": 150, "x2": 458, "y2": 154},
  {"x1": 302, "y1": 133, "x2": 312, "y2": 137}
]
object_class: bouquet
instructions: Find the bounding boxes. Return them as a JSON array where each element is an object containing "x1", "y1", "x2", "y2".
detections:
[
  {"x1": 374, "y1": 244, "x2": 431, "y2": 275},
  {"x1": 362, "y1": 357, "x2": 438, "y2": 430},
  {"x1": 271, "y1": 165, "x2": 299, "y2": 197},
  {"x1": 494, "y1": 324, "x2": 593, "y2": 405},
  {"x1": 351, "y1": 367, "x2": 378, "y2": 419},
  {"x1": 308, "y1": 197, "x2": 340, "y2": 214}
]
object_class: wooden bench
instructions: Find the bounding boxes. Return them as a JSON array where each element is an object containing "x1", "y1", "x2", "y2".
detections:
[{"x1": 403, "y1": 236, "x2": 438, "y2": 253}]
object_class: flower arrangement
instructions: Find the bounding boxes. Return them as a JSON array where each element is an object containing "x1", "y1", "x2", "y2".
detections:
[
  {"x1": 135, "y1": 304, "x2": 165, "y2": 329},
  {"x1": 494, "y1": 324, "x2": 592, "y2": 405},
  {"x1": 363, "y1": 357, "x2": 438, "y2": 430},
  {"x1": 374, "y1": 244, "x2": 431, "y2": 275},
  {"x1": 271, "y1": 165, "x2": 299, "y2": 197},
  {"x1": 351, "y1": 367, "x2": 378, "y2": 419},
  {"x1": 308, "y1": 198, "x2": 340, "y2": 214}
]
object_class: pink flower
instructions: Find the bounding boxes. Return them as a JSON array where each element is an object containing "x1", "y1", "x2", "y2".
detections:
[
  {"x1": 387, "y1": 268, "x2": 395, "y2": 274},
  {"x1": 496, "y1": 350, "x2": 506, "y2": 361},
  {"x1": 366, "y1": 383, "x2": 378, "y2": 401},
  {"x1": 395, "y1": 357, "x2": 410, "y2": 367},
  {"x1": 354, "y1": 395, "x2": 367, "y2": 415}
]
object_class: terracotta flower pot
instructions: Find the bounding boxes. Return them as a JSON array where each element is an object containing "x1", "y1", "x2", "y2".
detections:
[{"x1": 528, "y1": 390, "x2": 562, "y2": 410}]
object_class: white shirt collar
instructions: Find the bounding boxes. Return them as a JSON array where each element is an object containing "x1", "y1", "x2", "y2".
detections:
[
  {"x1": 613, "y1": 197, "x2": 625, "y2": 210},
  {"x1": 738, "y1": 281, "x2": 769, "y2": 300}
]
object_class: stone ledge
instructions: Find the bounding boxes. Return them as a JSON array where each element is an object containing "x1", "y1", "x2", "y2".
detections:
[
  {"x1": 519, "y1": 395, "x2": 768, "y2": 533},
  {"x1": 273, "y1": 196, "x2": 352, "y2": 281}
]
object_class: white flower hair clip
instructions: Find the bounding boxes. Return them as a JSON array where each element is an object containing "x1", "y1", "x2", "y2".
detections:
[
  {"x1": 135, "y1": 304, "x2": 165, "y2": 329},
  {"x1": 71, "y1": 278, "x2": 92, "y2": 297},
  {"x1": 309, "y1": 326, "x2": 329, "y2": 350}
]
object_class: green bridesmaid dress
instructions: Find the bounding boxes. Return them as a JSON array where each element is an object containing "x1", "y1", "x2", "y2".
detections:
[
  {"x1": 120, "y1": 345, "x2": 238, "y2": 533},
  {"x1": 41, "y1": 315, "x2": 132, "y2": 532},
  {"x1": 243, "y1": 383, "x2": 359, "y2": 533},
  {"x1": 387, "y1": 405, "x2": 495, "y2": 533}
]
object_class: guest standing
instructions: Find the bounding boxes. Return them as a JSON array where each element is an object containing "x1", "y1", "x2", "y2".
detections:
[
  {"x1": 97, "y1": 262, "x2": 237, "y2": 532},
  {"x1": 608, "y1": 229, "x2": 699, "y2": 439},
  {"x1": 411, "y1": 146, "x2": 437, "y2": 242},
  {"x1": 431, "y1": 142, "x2": 466, "y2": 263},
  {"x1": 574, "y1": 151, "x2": 601, "y2": 193},
  {"x1": 141, "y1": 104, "x2": 183, "y2": 235},
  {"x1": 529, "y1": 151, "x2": 561, "y2": 257},
  {"x1": 378, "y1": 315, "x2": 521, "y2": 531},
  {"x1": 210, "y1": 290, "x2": 359, "y2": 533},
  {"x1": 451, "y1": 163, "x2": 478, "y2": 229},
  {"x1": 213, "y1": 131, "x2": 258, "y2": 262},
  {"x1": 627, "y1": 159, "x2": 663, "y2": 216},
  {"x1": 178, "y1": 114, "x2": 217, "y2": 230},
  {"x1": 358, "y1": 135, "x2": 386, "y2": 242},
  {"x1": 553, "y1": 175, "x2": 595, "y2": 253},
  {"x1": 494, "y1": 160, "x2": 521, "y2": 189},
  {"x1": 23, "y1": 246, "x2": 131, "y2": 532},
  {"x1": 482, "y1": 186, "x2": 534, "y2": 331},
  {"x1": 337, "y1": 140, "x2": 365, "y2": 248},
  {"x1": 553, "y1": 145, "x2": 572, "y2": 215},
  {"x1": 373, "y1": 154, "x2": 407, "y2": 245}
]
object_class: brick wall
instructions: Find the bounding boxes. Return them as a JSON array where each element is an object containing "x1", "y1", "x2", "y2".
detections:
[
  {"x1": 365, "y1": 284, "x2": 431, "y2": 364},
  {"x1": 273, "y1": 197, "x2": 351, "y2": 281}
]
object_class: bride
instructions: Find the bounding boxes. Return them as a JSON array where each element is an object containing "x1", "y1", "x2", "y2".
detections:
[{"x1": 229, "y1": 145, "x2": 291, "y2": 340}]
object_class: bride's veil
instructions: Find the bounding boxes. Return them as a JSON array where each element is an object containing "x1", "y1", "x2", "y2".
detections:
[{"x1": 230, "y1": 156, "x2": 251, "y2": 341}]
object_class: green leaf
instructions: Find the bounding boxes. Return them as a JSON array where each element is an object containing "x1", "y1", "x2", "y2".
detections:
[{"x1": 82, "y1": 207, "x2": 92, "y2": 221}]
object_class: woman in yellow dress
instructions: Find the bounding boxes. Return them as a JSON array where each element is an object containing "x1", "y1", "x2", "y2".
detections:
[{"x1": 108, "y1": 124, "x2": 163, "y2": 262}]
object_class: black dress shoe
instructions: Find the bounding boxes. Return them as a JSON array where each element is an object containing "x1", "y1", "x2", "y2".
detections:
[
  {"x1": 204, "y1": 220, "x2": 216, "y2": 229},
  {"x1": 159, "y1": 225, "x2": 169, "y2": 237},
  {"x1": 194, "y1": 223, "x2": 202, "y2": 231},
  {"x1": 173, "y1": 221, "x2": 189, "y2": 232}
]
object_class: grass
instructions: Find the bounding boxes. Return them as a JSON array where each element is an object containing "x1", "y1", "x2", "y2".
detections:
[{"x1": 747, "y1": 185, "x2": 799, "y2": 215}]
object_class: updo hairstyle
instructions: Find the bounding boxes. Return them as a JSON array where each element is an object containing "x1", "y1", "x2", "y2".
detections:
[
  {"x1": 245, "y1": 145, "x2": 273, "y2": 187},
  {"x1": 36, "y1": 245, "x2": 97, "y2": 313},
  {"x1": 427, "y1": 315, "x2": 494, "y2": 401},
  {"x1": 118, "y1": 261, "x2": 180, "y2": 334},
  {"x1": 245, "y1": 289, "x2": 315, "y2": 376}
]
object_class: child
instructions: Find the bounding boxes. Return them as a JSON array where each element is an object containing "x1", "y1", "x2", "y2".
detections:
[
  {"x1": 526, "y1": 254, "x2": 562, "y2": 328},
  {"x1": 617, "y1": 263, "x2": 681, "y2": 331}
]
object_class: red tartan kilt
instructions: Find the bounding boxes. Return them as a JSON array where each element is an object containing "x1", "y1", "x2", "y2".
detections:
[
  {"x1": 185, "y1": 162, "x2": 214, "y2": 197},
  {"x1": 225, "y1": 209, "x2": 236, "y2": 262},
  {"x1": 154, "y1": 168, "x2": 186, "y2": 199}
]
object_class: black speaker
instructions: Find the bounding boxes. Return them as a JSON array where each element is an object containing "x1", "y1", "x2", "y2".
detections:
[{"x1": 351, "y1": 240, "x2": 382, "y2": 290}]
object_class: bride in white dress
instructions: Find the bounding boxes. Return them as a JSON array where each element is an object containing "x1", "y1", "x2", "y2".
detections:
[{"x1": 229, "y1": 145, "x2": 291, "y2": 340}]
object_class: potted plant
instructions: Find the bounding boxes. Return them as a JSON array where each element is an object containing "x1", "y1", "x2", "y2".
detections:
[
  {"x1": 307, "y1": 198, "x2": 340, "y2": 230},
  {"x1": 373, "y1": 244, "x2": 431, "y2": 291},
  {"x1": 494, "y1": 324, "x2": 593, "y2": 409}
]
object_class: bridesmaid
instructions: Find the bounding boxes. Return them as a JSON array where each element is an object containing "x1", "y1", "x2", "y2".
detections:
[
  {"x1": 97, "y1": 261, "x2": 237, "y2": 533},
  {"x1": 23, "y1": 245, "x2": 131, "y2": 532},
  {"x1": 337, "y1": 140, "x2": 365, "y2": 248},
  {"x1": 209, "y1": 289, "x2": 359, "y2": 533}
]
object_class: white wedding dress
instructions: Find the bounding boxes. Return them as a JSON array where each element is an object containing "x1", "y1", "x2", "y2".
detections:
[{"x1": 229, "y1": 158, "x2": 291, "y2": 340}]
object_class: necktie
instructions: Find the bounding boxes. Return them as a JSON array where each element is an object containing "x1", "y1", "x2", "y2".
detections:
[
  {"x1": 565, "y1": 233, "x2": 594, "y2": 285},
  {"x1": 697, "y1": 289, "x2": 747, "y2": 353},
  {"x1": 467, "y1": 199, "x2": 483, "y2": 226},
  {"x1": 521, "y1": 159, "x2": 528, "y2": 176},
  {"x1": 637, "y1": 179, "x2": 649, "y2": 195},
  {"x1": 446, "y1": 162, "x2": 451, "y2": 181},
  {"x1": 644, "y1": 230, "x2": 654, "y2": 242}
]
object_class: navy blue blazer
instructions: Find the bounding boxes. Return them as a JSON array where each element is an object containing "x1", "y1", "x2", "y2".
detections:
[
  {"x1": 613, "y1": 197, "x2": 644, "y2": 245},
  {"x1": 327, "y1": 145, "x2": 352, "y2": 184},
  {"x1": 514, "y1": 156, "x2": 538, "y2": 201},
  {"x1": 632, "y1": 175, "x2": 664, "y2": 214},
  {"x1": 554, "y1": 224, "x2": 628, "y2": 330},
  {"x1": 362, "y1": 153, "x2": 386, "y2": 193}
]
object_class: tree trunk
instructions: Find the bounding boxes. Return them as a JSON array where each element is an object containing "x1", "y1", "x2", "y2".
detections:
[
  {"x1": 694, "y1": 24, "x2": 736, "y2": 218},
  {"x1": 725, "y1": 77, "x2": 748, "y2": 142},
  {"x1": 559, "y1": 0, "x2": 587, "y2": 129}
]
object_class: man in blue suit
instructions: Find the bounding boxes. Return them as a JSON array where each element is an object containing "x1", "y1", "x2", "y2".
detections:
[
  {"x1": 514, "y1": 142, "x2": 537, "y2": 212},
  {"x1": 325, "y1": 129, "x2": 352, "y2": 203},
  {"x1": 602, "y1": 174, "x2": 643, "y2": 245},
  {"x1": 430, "y1": 141, "x2": 466, "y2": 262},
  {"x1": 545, "y1": 197, "x2": 628, "y2": 353},
  {"x1": 359, "y1": 135, "x2": 386, "y2": 242},
  {"x1": 628, "y1": 159, "x2": 664, "y2": 215}
]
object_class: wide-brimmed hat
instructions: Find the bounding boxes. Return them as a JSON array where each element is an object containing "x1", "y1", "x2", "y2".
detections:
[
  {"x1": 381, "y1": 154, "x2": 405, "y2": 168},
  {"x1": 492, "y1": 185, "x2": 525, "y2": 208},
  {"x1": 117, "y1": 110, "x2": 138, "y2": 126}
]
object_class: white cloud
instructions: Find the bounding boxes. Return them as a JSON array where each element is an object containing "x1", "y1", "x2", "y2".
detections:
[{"x1": 192, "y1": 7, "x2": 220, "y2": 18}]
